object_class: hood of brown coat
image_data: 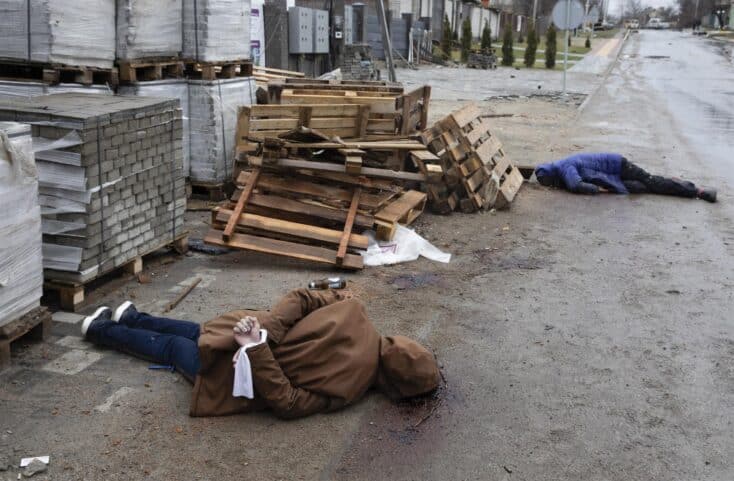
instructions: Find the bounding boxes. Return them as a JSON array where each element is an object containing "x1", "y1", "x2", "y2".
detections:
[{"x1": 375, "y1": 336, "x2": 440, "y2": 400}]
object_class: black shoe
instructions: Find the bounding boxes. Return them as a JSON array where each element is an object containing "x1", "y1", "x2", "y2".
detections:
[
  {"x1": 112, "y1": 301, "x2": 138, "y2": 324},
  {"x1": 698, "y1": 188, "x2": 717, "y2": 203},
  {"x1": 81, "y1": 307, "x2": 112, "y2": 338}
]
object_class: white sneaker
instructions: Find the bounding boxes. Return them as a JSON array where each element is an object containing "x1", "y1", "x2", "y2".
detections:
[
  {"x1": 81, "y1": 307, "x2": 112, "y2": 337},
  {"x1": 112, "y1": 301, "x2": 134, "y2": 323}
]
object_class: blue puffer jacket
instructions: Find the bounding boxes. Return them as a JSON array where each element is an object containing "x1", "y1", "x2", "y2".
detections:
[{"x1": 535, "y1": 153, "x2": 628, "y2": 194}]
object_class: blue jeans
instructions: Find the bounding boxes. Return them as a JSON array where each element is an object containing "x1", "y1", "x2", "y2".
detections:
[{"x1": 87, "y1": 311, "x2": 201, "y2": 380}]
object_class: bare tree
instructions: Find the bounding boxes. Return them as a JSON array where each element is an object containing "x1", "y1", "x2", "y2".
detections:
[{"x1": 625, "y1": 0, "x2": 644, "y2": 20}]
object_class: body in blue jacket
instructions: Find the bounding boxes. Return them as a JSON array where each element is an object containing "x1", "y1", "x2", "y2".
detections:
[{"x1": 534, "y1": 153, "x2": 717, "y2": 202}]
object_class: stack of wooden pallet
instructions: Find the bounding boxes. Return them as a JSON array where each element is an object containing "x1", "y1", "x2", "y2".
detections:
[
  {"x1": 205, "y1": 102, "x2": 439, "y2": 269},
  {"x1": 267, "y1": 79, "x2": 431, "y2": 138},
  {"x1": 416, "y1": 104, "x2": 524, "y2": 213}
]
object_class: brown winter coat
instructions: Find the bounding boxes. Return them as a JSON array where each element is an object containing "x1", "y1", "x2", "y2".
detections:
[{"x1": 189, "y1": 289, "x2": 439, "y2": 419}]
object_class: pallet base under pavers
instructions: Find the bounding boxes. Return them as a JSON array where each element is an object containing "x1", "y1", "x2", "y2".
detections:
[
  {"x1": 0, "y1": 306, "x2": 52, "y2": 370},
  {"x1": 0, "y1": 60, "x2": 119, "y2": 87},
  {"x1": 43, "y1": 233, "x2": 189, "y2": 312}
]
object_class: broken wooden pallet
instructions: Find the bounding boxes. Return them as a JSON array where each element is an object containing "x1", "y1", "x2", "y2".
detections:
[
  {"x1": 205, "y1": 170, "x2": 382, "y2": 269},
  {"x1": 0, "y1": 306, "x2": 52, "y2": 370},
  {"x1": 420, "y1": 104, "x2": 523, "y2": 212}
]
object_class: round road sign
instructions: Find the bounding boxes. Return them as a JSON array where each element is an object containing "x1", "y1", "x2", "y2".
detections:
[{"x1": 552, "y1": 0, "x2": 585, "y2": 29}]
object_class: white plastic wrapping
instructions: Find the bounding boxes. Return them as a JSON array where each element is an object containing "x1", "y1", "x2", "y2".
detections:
[
  {"x1": 188, "y1": 77, "x2": 256, "y2": 183},
  {"x1": 361, "y1": 225, "x2": 451, "y2": 266},
  {"x1": 183, "y1": 0, "x2": 251, "y2": 62},
  {"x1": 119, "y1": 79, "x2": 190, "y2": 176},
  {"x1": 0, "y1": 0, "x2": 116, "y2": 69},
  {"x1": 0, "y1": 80, "x2": 113, "y2": 101},
  {"x1": 0, "y1": 122, "x2": 43, "y2": 327},
  {"x1": 116, "y1": 0, "x2": 183, "y2": 60}
]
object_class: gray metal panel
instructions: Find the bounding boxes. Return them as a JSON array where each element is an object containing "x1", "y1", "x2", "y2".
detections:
[
  {"x1": 313, "y1": 9, "x2": 329, "y2": 54},
  {"x1": 288, "y1": 6, "x2": 314, "y2": 54},
  {"x1": 366, "y1": 14, "x2": 383, "y2": 59},
  {"x1": 344, "y1": 6, "x2": 353, "y2": 45}
]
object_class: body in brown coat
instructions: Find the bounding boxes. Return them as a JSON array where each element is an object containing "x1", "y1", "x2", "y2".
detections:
[{"x1": 190, "y1": 289, "x2": 439, "y2": 419}]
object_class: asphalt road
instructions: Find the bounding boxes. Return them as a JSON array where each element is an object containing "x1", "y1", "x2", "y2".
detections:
[
  {"x1": 331, "y1": 30, "x2": 734, "y2": 481},
  {"x1": 1, "y1": 30, "x2": 732, "y2": 481}
]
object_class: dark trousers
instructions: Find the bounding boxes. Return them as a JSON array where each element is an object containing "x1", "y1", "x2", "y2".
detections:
[
  {"x1": 88, "y1": 312, "x2": 201, "y2": 380},
  {"x1": 621, "y1": 159, "x2": 698, "y2": 198}
]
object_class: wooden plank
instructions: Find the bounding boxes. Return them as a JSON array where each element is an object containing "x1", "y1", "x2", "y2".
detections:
[
  {"x1": 281, "y1": 141, "x2": 425, "y2": 150},
  {"x1": 248, "y1": 128, "x2": 358, "y2": 140},
  {"x1": 233, "y1": 192, "x2": 374, "y2": 228},
  {"x1": 287, "y1": 88, "x2": 398, "y2": 98},
  {"x1": 475, "y1": 135, "x2": 503, "y2": 164},
  {"x1": 205, "y1": 229, "x2": 363, "y2": 269},
  {"x1": 238, "y1": 171, "x2": 392, "y2": 210},
  {"x1": 291, "y1": 170, "x2": 403, "y2": 192},
  {"x1": 223, "y1": 168, "x2": 260, "y2": 241},
  {"x1": 253, "y1": 66, "x2": 305, "y2": 77},
  {"x1": 494, "y1": 167, "x2": 524, "y2": 209},
  {"x1": 337, "y1": 188, "x2": 361, "y2": 264},
  {"x1": 446, "y1": 104, "x2": 482, "y2": 130},
  {"x1": 236, "y1": 106, "x2": 251, "y2": 144},
  {"x1": 251, "y1": 104, "x2": 362, "y2": 117},
  {"x1": 247, "y1": 157, "x2": 427, "y2": 182},
  {"x1": 251, "y1": 117, "x2": 358, "y2": 131},
  {"x1": 216, "y1": 208, "x2": 369, "y2": 249},
  {"x1": 458, "y1": 153, "x2": 483, "y2": 177},
  {"x1": 465, "y1": 118, "x2": 493, "y2": 146},
  {"x1": 356, "y1": 105, "x2": 370, "y2": 137},
  {"x1": 297, "y1": 106, "x2": 312, "y2": 128},
  {"x1": 465, "y1": 166, "x2": 489, "y2": 193},
  {"x1": 375, "y1": 190, "x2": 427, "y2": 223},
  {"x1": 279, "y1": 93, "x2": 397, "y2": 115}
]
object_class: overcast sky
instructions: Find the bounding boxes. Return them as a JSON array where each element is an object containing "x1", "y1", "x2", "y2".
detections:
[{"x1": 608, "y1": 0, "x2": 676, "y2": 16}]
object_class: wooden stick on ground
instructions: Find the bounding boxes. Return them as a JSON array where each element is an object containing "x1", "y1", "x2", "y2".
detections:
[
  {"x1": 223, "y1": 168, "x2": 260, "y2": 242},
  {"x1": 337, "y1": 188, "x2": 361, "y2": 265},
  {"x1": 164, "y1": 277, "x2": 202, "y2": 313}
]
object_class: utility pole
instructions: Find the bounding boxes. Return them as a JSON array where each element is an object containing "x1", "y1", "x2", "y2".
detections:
[
  {"x1": 532, "y1": 0, "x2": 539, "y2": 24},
  {"x1": 376, "y1": 0, "x2": 396, "y2": 82}
]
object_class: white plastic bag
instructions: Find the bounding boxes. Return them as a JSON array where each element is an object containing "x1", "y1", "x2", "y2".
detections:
[{"x1": 361, "y1": 225, "x2": 451, "y2": 267}]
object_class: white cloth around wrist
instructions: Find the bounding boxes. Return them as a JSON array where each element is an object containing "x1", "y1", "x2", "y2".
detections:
[{"x1": 232, "y1": 329, "x2": 268, "y2": 399}]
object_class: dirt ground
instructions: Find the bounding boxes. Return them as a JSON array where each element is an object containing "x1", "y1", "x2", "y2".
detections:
[{"x1": 2, "y1": 32, "x2": 733, "y2": 481}]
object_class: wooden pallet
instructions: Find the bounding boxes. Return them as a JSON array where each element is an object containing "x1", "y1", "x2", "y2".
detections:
[
  {"x1": 206, "y1": 169, "x2": 370, "y2": 269},
  {"x1": 0, "y1": 60, "x2": 119, "y2": 87},
  {"x1": 44, "y1": 233, "x2": 189, "y2": 311},
  {"x1": 267, "y1": 81, "x2": 430, "y2": 138},
  {"x1": 0, "y1": 306, "x2": 52, "y2": 370},
  {"x1": 184, "y1": 59, "x2": 254, "y2": 81},
  {"x1": 118, "y1": 58, "x2": 184, "y2": 83},
  {"x1": 420, "y1": 104, "x2": 523, "y2": 212},
  {"x1": 190, "y1": 181, "x2": 229, "y2": 201}
]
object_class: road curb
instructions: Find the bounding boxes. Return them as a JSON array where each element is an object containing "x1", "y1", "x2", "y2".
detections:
[{"x1": 576, "y1": 29, "x2": 631, "y2": 115}]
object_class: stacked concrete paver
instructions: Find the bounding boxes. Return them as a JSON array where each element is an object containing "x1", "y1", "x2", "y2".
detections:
[{"x1": 0, "y1": 93, "x2": 185, "y2": 283}]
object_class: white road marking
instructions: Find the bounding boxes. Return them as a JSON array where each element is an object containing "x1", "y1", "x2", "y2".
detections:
[
  {"x1": 41, "y1": 349, "x2": 103, "y2": 375},
  {"x1": 94, "y1": 386, "x2": 136, "y2": 413}
]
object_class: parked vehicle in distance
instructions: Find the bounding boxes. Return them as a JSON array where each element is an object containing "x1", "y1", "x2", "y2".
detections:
[
  {"x1": 624, "y1": 20, "x2": 640, "y2": 29},
  {"x1": 647, "y1": 18, "x2": 670, "y2": 29},
  {"x1": 593, "y1": 21, "x2": 616, "y2": 30}
]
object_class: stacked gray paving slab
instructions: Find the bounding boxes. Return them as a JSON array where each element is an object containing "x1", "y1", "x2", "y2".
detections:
[
  {"x1": 0, "y1": 93, "x2": 186, "y2": 284},
  {"x1": 0, "y1": 0, "x2": 115, "y2": 69},
  {"x1": 341, "y1": 45, "x2": 379, "y2": 81},
  {"x1": 182, "y1": 0, "x2": 252, "y2": 62},
  {"x1": 116, "y1": 0, "x2": 183, "y2": 60},
  {"x1": 188, "y1": 77, "x2": 256, "y2": 184}
]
